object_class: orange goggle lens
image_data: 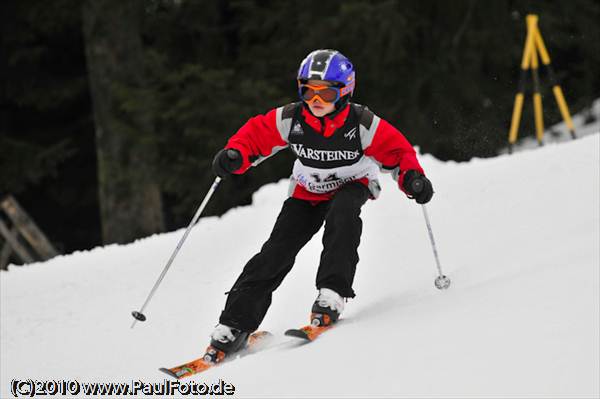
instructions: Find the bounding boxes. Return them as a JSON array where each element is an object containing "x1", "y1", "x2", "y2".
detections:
[{"x1": 299, "y1": 84, "x2": 341, "y2": 103}]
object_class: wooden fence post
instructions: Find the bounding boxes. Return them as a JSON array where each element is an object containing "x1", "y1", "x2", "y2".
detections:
[
  {"x1": 0, "y1": 220, "x2": 35, "y2": 267},
  {"x1": 1, "y1": 195, "x2": 58, "y2": 260},
  {"x1": 0, "y1": 195, "x2": 60, "y2": 269}
]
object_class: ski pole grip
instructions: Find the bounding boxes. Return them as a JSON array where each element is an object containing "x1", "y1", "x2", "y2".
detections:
[{"x1": 410, "y1": 178, "x2": 424, "y2": 193}]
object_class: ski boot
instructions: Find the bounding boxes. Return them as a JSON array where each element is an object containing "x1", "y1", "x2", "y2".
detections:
[
  {"x1": 203, "y1": 324, "x2": 249, "y2": 364},
  {"x1": 310, "y1": 288, "x2": 345, "y2": 327}
]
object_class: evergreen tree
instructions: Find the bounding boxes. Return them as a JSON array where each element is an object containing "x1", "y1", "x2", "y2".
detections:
[{"x1": 82, "y1": 0, "x2": 164, "y2": 244}]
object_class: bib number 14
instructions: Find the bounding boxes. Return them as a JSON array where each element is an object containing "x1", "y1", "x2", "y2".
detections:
[{"x1": 310, "y1": 173, "x2": 339, "y2": 183}]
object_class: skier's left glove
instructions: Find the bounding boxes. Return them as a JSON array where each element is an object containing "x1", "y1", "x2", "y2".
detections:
[
  {"x1": 402, "y1": 170, "x2": 434, "y2": 204},
  {"x1": 212, "y1": 148, "x2": 243, "y2": 178}
]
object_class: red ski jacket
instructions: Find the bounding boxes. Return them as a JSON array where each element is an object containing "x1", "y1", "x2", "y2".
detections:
[{"x1": 224, "y1": 102, "x2": 425, "y2": 202}]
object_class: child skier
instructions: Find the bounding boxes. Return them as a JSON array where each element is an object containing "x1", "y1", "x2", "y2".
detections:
[{"x1": 206, "y1": 49, "x2": 433, "y2": 360}]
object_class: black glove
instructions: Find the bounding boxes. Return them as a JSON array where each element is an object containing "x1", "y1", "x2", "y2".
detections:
[
  {"x1": 402, "y1": 170, "x2": 434, "y2": 204},
  {"x1": 212, "y1": 149, "x2": 243, "y2": 178}
]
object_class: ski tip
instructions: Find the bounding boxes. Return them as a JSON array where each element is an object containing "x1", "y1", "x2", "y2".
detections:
[
  {"x1": 159, "y1": 367, "x2": 180, "y2": 380},
  {"x1": 285, "y1": 328, "x2": 311, "y2": 340}
]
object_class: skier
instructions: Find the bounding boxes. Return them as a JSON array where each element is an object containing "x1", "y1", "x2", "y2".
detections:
[{"x1": 206, "y1": 49, "x2": 433, "y2": 361}]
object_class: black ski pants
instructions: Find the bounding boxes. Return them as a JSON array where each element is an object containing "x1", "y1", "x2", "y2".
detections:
[{"x1": 219, "y1": 182, "x2": 370, "y2": 332}]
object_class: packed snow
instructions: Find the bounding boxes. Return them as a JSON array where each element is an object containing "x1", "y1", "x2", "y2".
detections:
[{"x1": 2, "y1": 121, "x2": 599, "y2": 397}]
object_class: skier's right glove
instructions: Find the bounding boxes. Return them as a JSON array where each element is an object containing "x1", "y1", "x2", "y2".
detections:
[
  {"x1": 212, "y1": 148, "x2": 243, "y2": 178},
  {"x1": 402, "y1": 170, "x2": 434, "y2": 204}
]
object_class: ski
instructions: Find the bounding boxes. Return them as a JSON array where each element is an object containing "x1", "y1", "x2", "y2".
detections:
[
  {"x1": 159, "y1": 330, "x2": 273, "y2": 380},
  {"x1": 284, "y1": 323, "x2": 335, "y2": 342}
]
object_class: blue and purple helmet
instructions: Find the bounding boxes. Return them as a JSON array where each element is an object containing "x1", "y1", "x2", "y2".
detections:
[{"x1": 297, "y1": 49, "x2": 355, "y2": 100}]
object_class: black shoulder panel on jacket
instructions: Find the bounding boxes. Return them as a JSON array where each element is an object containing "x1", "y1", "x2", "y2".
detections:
[
  {"x1": 282, "y1": 102, "x2": 300, "y2": 120},
  {"x1": 352, "y1": 103, "x2": 374, "y2": 130}
]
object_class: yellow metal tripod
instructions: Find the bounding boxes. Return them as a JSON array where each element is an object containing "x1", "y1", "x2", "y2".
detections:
[{"x1": 507, "y1": 14, "x2": 577, "y2": 153}]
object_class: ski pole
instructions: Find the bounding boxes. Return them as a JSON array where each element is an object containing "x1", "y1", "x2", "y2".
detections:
[
  {"x1": 408, "y1": 178, "x2": 451, "y2": 290},
  {"x1": 131, "y1": 176, "x2": 222, "y2": 328},
  {"x1": 420, "y1": 204, "x2": 451, "y2": 290}
]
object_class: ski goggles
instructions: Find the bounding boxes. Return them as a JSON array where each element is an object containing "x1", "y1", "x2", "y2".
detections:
[{"x1": 298, "y1": 82, "x2": 354, "y2": 104}]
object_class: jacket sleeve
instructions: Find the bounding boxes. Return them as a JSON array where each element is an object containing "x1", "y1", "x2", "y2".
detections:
[
  {"x1": 362, "y1": 116, "x2": 425, "y2": 193},
  {"x1": 225, "y1": 106, "x2": 291, "y2": 174}
]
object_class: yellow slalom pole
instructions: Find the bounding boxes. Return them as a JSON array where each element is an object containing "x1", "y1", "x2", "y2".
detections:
[
  {"x1": 533, "y1": 20, "x2": 577, "y2": 139},
  {"x1": 533, "y1": 26, "x2": 551, "y2": 65},
  {"x1": 508, "y1": 20, "x2": 535, "y2": 152},
  {"x1": 530, "y1": 35, "x2": 544, "y2": 146},
  {"x1": 508, "y1": 94, "x2": 525, "y2": 150},
  {"x1": 507, "y1": 13, "x2": 577, "y2": 151},
  {"x1": 552, "y1": 86, "x2": 576, "y2": 138},
  {"x1": 521, "y1": 18, "x2": 536, "y2": 70},
  {"x1": 533, "y1": 91, "x2": 544, "y2": 145}
]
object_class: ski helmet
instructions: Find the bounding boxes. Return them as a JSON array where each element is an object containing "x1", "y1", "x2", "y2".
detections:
[{"x1": 297, "y1": 49, "x2": 355, "y2": 108}]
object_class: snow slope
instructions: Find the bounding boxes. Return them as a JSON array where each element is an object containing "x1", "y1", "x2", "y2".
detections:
[{"x1": 2, "y1": 131, "x2": 599, "y2": 398}]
